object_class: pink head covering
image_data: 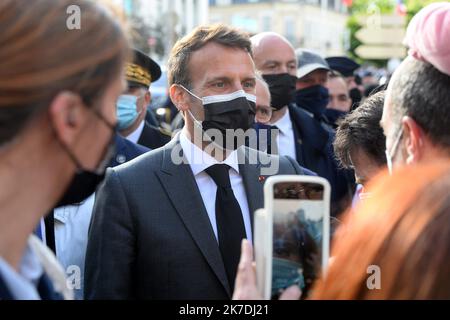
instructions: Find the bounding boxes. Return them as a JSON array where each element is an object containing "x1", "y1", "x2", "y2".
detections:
[{"x1": 405, "y1": 2, "x2": 450, "y2": 76}]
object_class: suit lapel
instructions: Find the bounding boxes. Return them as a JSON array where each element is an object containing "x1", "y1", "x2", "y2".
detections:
[
  {"x1": 238, "y1": 148, "x2": 264, "y2": 233},
  {"x1": 155, "y1": 140, "x2": 231, "y2": 297},
  {"x1": 289, "y1": 105, "x2": 329, "y2": 172},
  {"x1": 137, "y1": 123, "x2": 152, "y2": 148}
]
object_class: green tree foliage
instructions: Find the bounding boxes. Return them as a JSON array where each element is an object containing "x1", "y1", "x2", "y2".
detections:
[
  {"x1": 406, "y1": 0, "x2": 449, "y2": 22},
  {"x1": 349, "y1": 0, "x2": 394, "y2": 14}
]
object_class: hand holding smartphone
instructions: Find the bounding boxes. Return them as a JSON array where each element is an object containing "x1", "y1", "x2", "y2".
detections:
[{"x1": 255, "y1": 175, "x2": 331, "y2": 299}]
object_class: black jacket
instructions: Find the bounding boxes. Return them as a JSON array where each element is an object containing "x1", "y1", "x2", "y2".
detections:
[
  {"x1": 84, "y1": 138, "x2": 305, "y2": 299},
  {"x1": 138, "y1": 121, "x2": 172, "y2": 150}
]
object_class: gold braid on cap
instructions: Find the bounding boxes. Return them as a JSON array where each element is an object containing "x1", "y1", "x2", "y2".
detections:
[{"x1": 126, "y1": 63, "x2": 152, "y2": 87}]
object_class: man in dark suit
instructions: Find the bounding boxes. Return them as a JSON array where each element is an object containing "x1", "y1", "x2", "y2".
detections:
[
  {"x1": 117, "y1": 49, "x2": 172, "y2": 149},
  {"x1": 84, "y1": 24, "x2": 308, "y2": 300},
  {"x1": 250, "y1": 32, "x2": 353, "y2": 216}
]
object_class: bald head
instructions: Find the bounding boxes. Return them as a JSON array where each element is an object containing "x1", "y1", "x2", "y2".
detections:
[
  {"x1": 250, "y1": 32, "x2": 297, "y2": 76},
  {"x1": 255, "y1": 75, "x2": 272, "y2": 123},
  {"x1": 251, "y1": 32, "x2": 295, "y2": 55}
]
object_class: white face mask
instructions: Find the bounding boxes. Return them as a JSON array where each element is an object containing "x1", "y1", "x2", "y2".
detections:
[
  {"x1": 178, "y1": 84, "x2": 256, "y2": 107},
  {"x1": 385, "y1": 128, "x2": 403, "y2": 175}
]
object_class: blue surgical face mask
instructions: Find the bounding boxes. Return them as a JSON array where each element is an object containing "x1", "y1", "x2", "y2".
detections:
[
  {"x1": 116, "y1": 94, "x2": 143, "y2": 130},
  {"x1": 295, "y1": 85, "x2": 330, "y2": 119}
]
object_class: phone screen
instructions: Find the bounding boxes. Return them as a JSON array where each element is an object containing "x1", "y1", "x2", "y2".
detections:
[{"x1": 271, "y1": 182, "x2": 324, "y2": 299}]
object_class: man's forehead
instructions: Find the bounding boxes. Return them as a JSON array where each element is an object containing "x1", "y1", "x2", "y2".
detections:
[
  {"x1": 328, "y1": 77, "x2": 348, "y2": 91},
  {"x1": 189, "y1": 42, "x2": 255, "y2": 79}
]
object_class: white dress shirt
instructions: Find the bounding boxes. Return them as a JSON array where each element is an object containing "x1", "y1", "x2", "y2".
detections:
[
  {"x1": 0, "y1": 237, "x2": 44, "y2": 300},
  {"x1": 180, "y1": 131, "x2": 253, "y2": 244},
  {"x1": 271, "y1": 109, "x2": 297, "y2": 160},
  {"x1": 125, "y1": 120, "x2": 145, "y2": 144},
  {"x1": 54, "y1": 193, "x2": 96, "y2": 300}
]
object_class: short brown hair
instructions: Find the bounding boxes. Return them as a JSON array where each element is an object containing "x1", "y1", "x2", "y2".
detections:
[
  {"x1": 167, "y1": 24, "x2": 252, "y2": 89},
  {"x1": 333, "y1": 91, "x2": 386, "y2": 169}
]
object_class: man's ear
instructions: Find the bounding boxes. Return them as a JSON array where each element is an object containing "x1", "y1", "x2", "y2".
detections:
[
  {"x1": 402, "y1": 116, "x2": 424, "y2": 165},
  {"x1": 169, "y1": 84, "x2": 190, "y2": 112},
  {"x1": 48, "y1": 91, "x2": 87, "y2": 146}
]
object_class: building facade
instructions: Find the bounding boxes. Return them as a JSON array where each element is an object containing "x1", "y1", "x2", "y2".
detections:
[
  {"x1": 209, "y1": 0, "x2": 349, "y2": 56},
  {"x1": 111, "y1": 0, "x2": 209, "y2": 60}
]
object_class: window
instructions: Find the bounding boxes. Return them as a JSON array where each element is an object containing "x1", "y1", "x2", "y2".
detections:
[
  {"x1": 327, "y1": 0, "x2": 337, "y2": 11},
  {"x1": 285, "y1": 16, "x2": 295, "y2": 44},
  {"x1": 215, "y1": 0, "x2": 232, "y2": 6}
]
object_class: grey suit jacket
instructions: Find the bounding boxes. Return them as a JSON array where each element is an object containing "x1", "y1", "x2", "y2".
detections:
[{"x1": 84, "y1": 138, "x2": 305, "y2": 300}]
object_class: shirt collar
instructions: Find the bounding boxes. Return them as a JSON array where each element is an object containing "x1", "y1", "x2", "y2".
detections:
[
  {"x1": 179, "y1": 130, "x2": 240, "y2": 176},
  {"x1": 53, "y1": 193, "x2": 95, "y2": 224},
  {"x1": 271, "y1": 109, "x2": 293, "y2": 135},
  {"x1": 125, "y1": 120, "x2": 145, "y2": 144}
]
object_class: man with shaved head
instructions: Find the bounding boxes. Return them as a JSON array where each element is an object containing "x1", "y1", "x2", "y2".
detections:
[
  {"x1": 251, "y1": 32, "x2": 353, "y2": 215},
  {"x1": 381, "y1": 57, "x2": 450, "y2": 173},
  {"x1": 381, "y1": 3, "x2": 450, "y2": 173}
]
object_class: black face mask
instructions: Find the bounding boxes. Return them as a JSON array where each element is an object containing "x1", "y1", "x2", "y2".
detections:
[
  {"x1": 349, "y1": 88, "x2": 362, "y2": 109},
  {"x1": 55, "y1": 171, "x2": 106, "y2": 207},
  {"x1": 295, "y1": 85, "x2": 330, "y2": 119},
  {"x1": 323, "y1": 108, "x2": 348, "y2": 127},
  {"x1": 262, "y1": 73, "x2": 297, "y2": 110},
  {"x1": 55, "y1": 110, "x2": 116, "y2": 207},
  {"x1": 181, "y1": 86, "x2": 256, "y2": 150},
  {"x1": 201, "y1": 97, "x2": 255, "y2": 135}
]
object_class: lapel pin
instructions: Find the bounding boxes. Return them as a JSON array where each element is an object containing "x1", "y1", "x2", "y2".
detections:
[
  {"x1": 116, "y1": 154, "x2": 126, "y2": 164},
  {"x1": 258, "y1": 175, "x2": 266, "y2": 182}
]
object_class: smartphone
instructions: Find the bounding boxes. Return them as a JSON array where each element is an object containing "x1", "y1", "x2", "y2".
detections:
[{"x1": 256, "y1": 175, "x2": 331, "y2": 300}]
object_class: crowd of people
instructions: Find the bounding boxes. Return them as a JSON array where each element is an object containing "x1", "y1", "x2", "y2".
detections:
[{"x1": 0, "y1": 0, "x2": 449, "y2": 300}]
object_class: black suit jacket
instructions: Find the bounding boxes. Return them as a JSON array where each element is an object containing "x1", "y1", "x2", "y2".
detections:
[
  {"x1": 137, "y1": 121, "x2": 172, "y2": 150},
  {"x1": 111, "y1": 134, "x2": 150, "y2": 167},
  {"x1": 84, "y1": 138, "x2": 305, "y2": 299},
  {"x1": 288, "y1": 104, "x2": 354, "y2": 211}
]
